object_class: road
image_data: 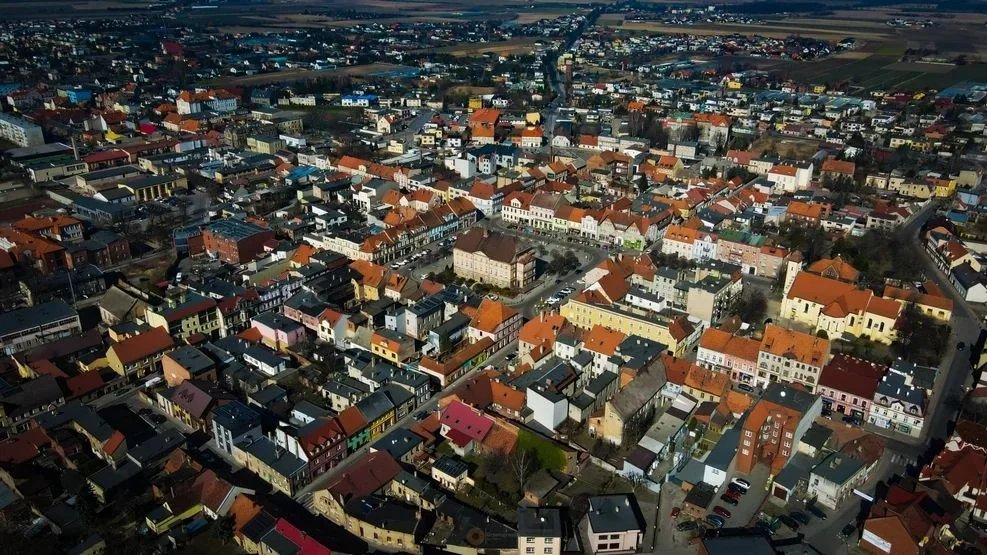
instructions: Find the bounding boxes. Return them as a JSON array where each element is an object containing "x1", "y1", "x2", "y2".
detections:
[
  {"x1": 479, "y1": 218, "x2": 609, "y2": 318},
  {"x1": 864, "y1": 200, "x2": 979, "y2": 461},
  {"x1": 294, "y1": 338, "x2": 519, "y2": 504},
  {"x1": 388, "y1": 109, "x2": 436, "y2": 148},
  {"x1": 542, "y1": 9, "x2": 597, "y2": 143}
]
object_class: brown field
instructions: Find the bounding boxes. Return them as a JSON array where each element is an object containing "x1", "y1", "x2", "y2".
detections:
[
  {"x1": 415, "y1": 38, "x2": 547, "y2": 57},
  {"x1": 205, "y1": 63, "x2": 405, "y2": 86},
  {"x1": 446, "y1": 85, "x2": 496, "y2": 96},
  {"x1": 619, "y1": 20, "x2": 893, "y2": 42}
]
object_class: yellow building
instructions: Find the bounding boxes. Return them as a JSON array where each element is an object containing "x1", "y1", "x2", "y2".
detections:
[
  {"x1": 561, "y1": 293, "x2": 695, "y2": 356},
  {"x1": 117, "y1": 173, "x2": 187, "y2": 202},
  {"x1": 105, "y1": 327, "x2": 176, "y2": 380},
  {"x1": 344, "y1": 497, "x2": 422, "y2": 554},
  {"x1": 933, "y1": 177, "x2": 957, "y2": 198},
  {"x1": 232, "y1": 437, "x2": 308, "y2": 496},
  {"x1": 370, "y1": 329, "x2": 415, "y2": 364},
  {"x1": 782, "y1": 271, "x2": 901, "y2": 344},
  {"x1": 143, "y1": 293, "x2": 222, "y2": 341},
  {"x1": 468, "y1": 97, "x2": 483, "y2": 111}
]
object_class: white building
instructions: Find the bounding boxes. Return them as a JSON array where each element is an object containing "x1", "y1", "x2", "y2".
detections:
[{"x1": 0, "y1": 112, "x2": 44, "y2": 147}]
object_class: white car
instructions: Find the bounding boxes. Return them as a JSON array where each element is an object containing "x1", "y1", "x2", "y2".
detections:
[
  {"x1": 560, "y1": 287, "x2": 574, "y2": 295},
  {"x1": 545, "y1": 297, "x2": 560, "y2": 305},
  {"x1": 730, "y1": 478, "x2": 751, "y2": 492}
]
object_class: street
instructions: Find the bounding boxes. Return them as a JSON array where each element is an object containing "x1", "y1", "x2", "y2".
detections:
[{"x1": 293, "y1": 338, "x2": 519, "y2": 504}]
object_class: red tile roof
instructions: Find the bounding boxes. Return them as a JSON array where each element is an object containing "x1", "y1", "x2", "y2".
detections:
[
  {"x1": 109, "y1": 326, "x2": 175, "y2": 365},
  {"x1": 440, "y1": 400, "x2": 493, "y2": 442}
]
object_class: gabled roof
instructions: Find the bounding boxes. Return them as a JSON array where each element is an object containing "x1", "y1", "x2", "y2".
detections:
[
  {"x1": 469, "y1": 298, "x2": 519, "y2": 334},
  {"x1": 324, "y1": 450, "x2": 401, "y2": 503},
  {"x1": 108, "y1": 327, "x2": 174, "y2": 365},
  {"x1": 440, "y1": 400, "x2": 493, "y2": 442}
]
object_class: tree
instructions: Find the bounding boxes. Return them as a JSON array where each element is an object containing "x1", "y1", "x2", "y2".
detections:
[
  {"x1": 732, "y1": 289, "x2": 767, "y2": 324},
  {"x1": 510, "y1": 448, "x2": 534, "y2": 490},
  {"x1": 213, "y1": 514, "x2": 236, "y2": 545}
]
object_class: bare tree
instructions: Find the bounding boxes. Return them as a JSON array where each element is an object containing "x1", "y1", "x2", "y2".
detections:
[{"x1": 510, "y1": 448, "x2": 534, "y2": 490}]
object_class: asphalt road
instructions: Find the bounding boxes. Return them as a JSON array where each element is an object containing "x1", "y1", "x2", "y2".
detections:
[
  {"x1": 294, "y1": 338, "x2": 519, "y2": 504},
  {"x1": 387, "y1": 109, "x2": 436, "y2": 147},
  {"x1": 866, "y1": 201, "x2": 980, "y2": 461}
]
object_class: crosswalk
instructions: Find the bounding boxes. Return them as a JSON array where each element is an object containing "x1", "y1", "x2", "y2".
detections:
[{"x1": 889, "y1": 452, "x2": 915, "y2": 467}]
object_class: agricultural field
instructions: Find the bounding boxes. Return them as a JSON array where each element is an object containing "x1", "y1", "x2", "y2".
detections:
[
  {"x1": 414, "y1": 38, "x2": 550, "y2": 57},
  {"x1": 204, "y1": 63, "x2": 408, "y2": 87}
]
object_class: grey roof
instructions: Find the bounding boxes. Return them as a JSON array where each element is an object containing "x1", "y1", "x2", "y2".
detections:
[
  {"x1": 409, "y1": 295, "x2": 445, "y2": 317},
  {"x1": 212, "y1": 401, "x2": 261, "y2": 436},
  {"x1": 88, "y1": 461, "x2": 140, "y2": 491},
  {"x1": 250, "y1": 384, "x2": 287, "y2": 407},
  {"x1": 517, "y1": 506, "x2": 563, "y2": 537},
  {"x1": 674, "y1": 458, "x2": 706, "y2": 485},
  {"x1": 875, "y1": 369, "x2": 925, "y2": 406},
  {"x1": 774, "y1": 452, "x2": 817, "y2": 491},
  {"x1": 381, "y1": 383, "x2": 415, "y2": 408},
  {"x1": 951, "y1": 262, "x2": 987, "y2": 289},
  {"x1": 586, "y1": 370, "x2": 618, "y2": 396},
  {"x1": 0, "y1": 300, "x2": 77, "y2": 338},
  {"x1": 586, "y1": 494, "x2": 646, "y2": 533},
  {"x1": 609, "y1": 360, "x2": 667, "y2": 418},
  {"x1": 705, "y1": 427, "x2": 740, "y2": 471},
  {"x1": 426, "y1": 498, "x2": 518, "y2": 549},
  {"x1": 252, "y1": 311, "x2": 303, "y2": 333},
  {"x1": 244, "y1": 345, "x2": 285, "y2": 369},
  {"x1": 432, "y1": 456, "x2": 469, "y2": 477},
  {"x1": 235, "y1": 436, "x2": 307, "y2": 478},
  {"x1": 355, "y1": 390, "x2": 395, "y2": 422},
  {"x1": 811, "y1": 451, "x2": 865, "y2": 486},
  {"x1": 1, "y1": 375, "x2": 65, "y2": 421},
  {"x1": 392, "y1": 469, "x2": 446, "y2": 505},
  {"x1": 683, "y1": 481, "x2": 717, "y2": 509},
  {"x1": 372, "y1": 428, "x2": 423, "y2": 460},
  {"x1": 801, "y1": 423, "x2": 834, "y2": 451},
  {"x1": 570, "y1": 392, "x2": 595, "y2": 409},
  {"x1": 127, "y1": 428, "x2": 186, "y2": 468},
  {"x1": 890, "y1": 359, "x2": 937, "y2": 391},
  {"x1": 260, "y1": 529, "x2": 299, "y2": 555},
  {"x1": 166, "y1": 345, "x2": 215, "y2": 375},
  {"x1": 761, "y1": 382, "x2": 819, "y2": 413},
  {"x1": 98, "y1": 286, "x2": 139, "y2": 321},
  {"x1": 344, "y1": 495, "x2": 421, "y2": 534},
  {"x1": 293, "y1": 400, "x2": 330, "y2": 420}
]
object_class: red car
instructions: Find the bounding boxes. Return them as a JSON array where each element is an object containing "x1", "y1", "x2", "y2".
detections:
[
  {"x1": 670, "y1": 507, "x2": 681, "y2": 519},
  {"x1": 725, "y1": 489, "x2": 742, "y2": 499},
  {"x1": 712, "y1": 506, "x2": 732, "y2": 519}
]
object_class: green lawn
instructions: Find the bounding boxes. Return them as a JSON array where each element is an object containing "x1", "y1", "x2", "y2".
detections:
[{"x1": 516, "y1": 428, "x2": 567, "y2": 471}]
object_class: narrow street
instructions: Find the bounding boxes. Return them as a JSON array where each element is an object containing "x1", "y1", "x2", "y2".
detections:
[{"x1": 293, "y1": 339, "x2": 518, "y2": 503}]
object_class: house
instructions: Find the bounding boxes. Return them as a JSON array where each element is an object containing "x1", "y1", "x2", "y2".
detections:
[
  {"x1": 105, "y1": 326, "x2": 175, "y2": 380},
  {"x1": 439, "y1": 400, "x2": 494, "y2": 456},
  {"x1": 162, "y1": 345, "x2": 217, "y2": 387},
  {"x1": 756, "y1": 324, "x2": 832, "y2": 391},
  {"x1": 453, "y1": 228, "x2": 536, "y2": 290},
  {"x1": 233, "y1": 436, "x2": 308, "y2": 496},
  {"x1": 809, "y1": 451, "x2": 868, "y2": 510},
  {"x1": 468, "y1": 298, "x2": 522, "y2": 351},
  {"x1": 868, "y1": 365, "x2": 927, "y2": 438},
  {"x1": 251, "y1": 311, "x2": 307, "y2": 350},
  {"x1": 431, "y1": 456, "x2": 471, "y2": 491},
  {"x1": 344, "y1": 495, "x2": 424, "y2": 554},
  {"x1": 817, "y1": 354, "x2": 886, "y2": 419},
  {"x1": 160, "y1": 379, "x2": 235, "y2": 433},
  {"x1": 312, "y1": 450, "x2": 402, "y2": 523},
  {"x1": 584, "y1": 495, "x2": 646, "y2": 554},
  {"x1": 0, "y1": 301, "x2": 82, "y2": 356},
  {"x1": 735, "y1": 382, "x2": 823, "y2": 477},
  {"x1": 517, "y1": 506, "x2": 572, "y2": 555},
  {"x1": 202, "y1": 219, "x2": 275, "y2": 264},
  {"x1": 211, "y1": 401, "x2": 262, "y2": 456}
]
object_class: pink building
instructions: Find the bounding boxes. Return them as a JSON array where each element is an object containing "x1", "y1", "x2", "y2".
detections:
[
  {"x1": 251, "y1": 311, "x2": 307, "y2": 349},
  {"x1": 817, "y1": 354, "x2": 887, "y2": 420}
]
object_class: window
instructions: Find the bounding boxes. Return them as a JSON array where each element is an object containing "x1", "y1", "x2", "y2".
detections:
[
  {"x1": 743, "y1": 440, "x2": 750, "y2": 447},
  {"x1": 544, "y1": 549, "x2": 553, "y2": 554},
  {"x1": 527, "y1": 549, "x2": 535, "y2": 554},
  {"x1": 742, "y1": 448, "x2": 749, "y2": 456},
  {"x1": 527, "y1": 538, "x2": 536, "y2": 544}
]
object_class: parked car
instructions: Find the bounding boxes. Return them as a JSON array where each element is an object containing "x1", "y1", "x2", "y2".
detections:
[
  {"x1": 778, "y1": 515, "x2": 800, "y2": 531},
  {"x1": 806, "y1": 504, "x2": 827, "y2": 520},
  {"x1": 725, "y1": 488, "x2": 742, "y2": 498},
  {"x1": 737, "y1": 383, "x2": 754, "y2": 393},
  {"x1": 670, "y1": 507, "x2": 681, "y2": 519},
  {"x1": 840, "y1": 523, "x2": 857, "y2": 538},
  {"x1": 719, "y1": 494, "x2": 738, "y2": 506},
  {"x1": 727, "y1": 483, "x2": 746, "y2": 495},
  {"x1": 789, "y1": 511, "x2": 811, "y2": 525},
  {"x1": 705, "y1": 514, "x2": 725, "y2": 529},
  {"x1": 712, "y1": 506, "x2": 732, "y2": 519},
  {"x1": 676, "y1": 520, "x2": 698, "y2": 532},
  {"x1": 731, "y1": 477, "x2": 751, "y2": 490}
]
